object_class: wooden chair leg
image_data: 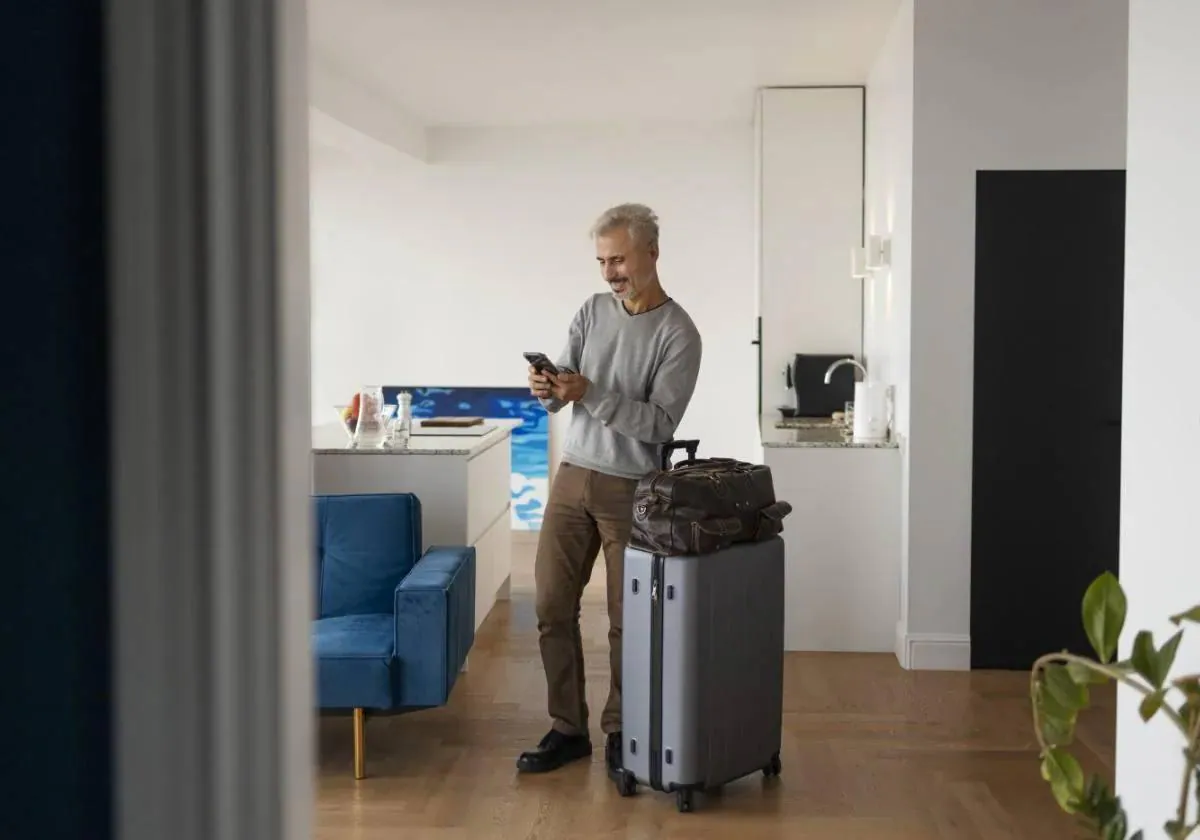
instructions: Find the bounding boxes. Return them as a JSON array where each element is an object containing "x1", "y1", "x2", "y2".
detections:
[{"x1": 353, "y1": 708, "x2": 366, "y2": 780}]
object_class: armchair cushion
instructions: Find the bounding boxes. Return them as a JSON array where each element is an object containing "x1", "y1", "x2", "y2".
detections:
[
  {"x1": 316, "y1": 493, "x2": 422, "y2": 618},
  {"x1": 312, "y1": 613, "x2": 397, "y2": 710}
]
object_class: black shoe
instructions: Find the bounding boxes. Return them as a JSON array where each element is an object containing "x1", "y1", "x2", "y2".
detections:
[
  {"x1": 515, "y1": 729, "x2": 593, "y2": 774},
  {"x1": 605, "y1": 731, "x2": 623, "y2": 779}
]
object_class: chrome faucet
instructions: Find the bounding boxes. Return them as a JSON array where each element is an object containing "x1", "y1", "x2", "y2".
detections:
[{"x1": 823, "y1": 357, "x2": 868, "y2": 384}]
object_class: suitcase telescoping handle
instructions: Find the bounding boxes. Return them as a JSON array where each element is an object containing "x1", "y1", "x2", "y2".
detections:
[{"x1": 660, "y1": 438, "x2": 700, "y2": 471}]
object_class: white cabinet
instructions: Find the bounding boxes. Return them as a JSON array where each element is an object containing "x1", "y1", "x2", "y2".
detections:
[
  {"x1": 756, "y1": 87, "x2": 865, "y2": 414},
  {"x1": 764, "y1": 442, "x2": 902, "y2": 653}
]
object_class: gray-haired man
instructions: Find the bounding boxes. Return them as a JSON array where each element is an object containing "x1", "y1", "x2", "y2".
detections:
[{"x1": 516, "y1": 203, "x2": 703, "y2": 776}]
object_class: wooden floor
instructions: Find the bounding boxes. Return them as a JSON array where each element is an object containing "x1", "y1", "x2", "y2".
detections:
[{"x1": 315, "y1": 538, "x2": 1115, "y2": 839}]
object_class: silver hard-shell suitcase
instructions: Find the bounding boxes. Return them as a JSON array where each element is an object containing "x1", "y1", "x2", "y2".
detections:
[{"x1": 616, "y1": 536, "x2": 786, "y2": 812}]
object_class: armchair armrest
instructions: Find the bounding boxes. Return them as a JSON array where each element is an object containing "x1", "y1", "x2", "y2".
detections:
[{"x1": 392, "y1": 545, "x2": 476, "y2": 707}]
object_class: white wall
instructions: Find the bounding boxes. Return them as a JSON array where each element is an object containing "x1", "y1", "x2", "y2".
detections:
[
  {"x1": 864, "y1": 0, "x2": 914, "y2": 657},
  {"x1": 864, "y1": 0, "x2": 1129, "y2": 667},
  {"x1": 1116, "y1": 0, "x2": 1200, "y2": 828},
  {"x1": 309, "y1": 117, "x2": 760, "y2": 469},
  {"x1": 756, "y1": 87, "x2": 865, "y2": 415},
  {"x1": 863, "y1": 1, "x2": 912, "y2": 437}
]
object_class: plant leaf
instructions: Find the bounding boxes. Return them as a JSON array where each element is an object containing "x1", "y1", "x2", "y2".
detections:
[
  {"x1": 1039, "y1": 708, "x2": 1076, "y2": 747},
  {"x1": 1096, "y1": 795, "x2": 1128, "y2": 839},
  {"x1": 1080, "y1": 774, "x2": 1130, "y2": 840},
  {"x1": 1082, "y1": 572, "x2": 1126, "y2": 664},
  {"x1": 1046, "y1": 663, "x2": 1090, "y2": 711},
  {"x1": 1083, "y1": 773, "x2": 1107, "y2": 807},
  {"x1": 1130, "y1": 631, "x2": 1158, "y2": 686},
  {"x1": 1174, "y1": 674, "x2": 1200, "y2": 696},
  {"x1": 1068, "y1": 660, "x2": 1110, "y2": 686},
  {"x1": 1170, "y1": 605, "x2": 1200, "y2": 625},
  {"x1": 1157, "y1": 630, "x2": 1184, "y2": 683},
  {"x1": 1130, "y1": 629, "x2": 1183, "y2": 689},
  {"x1": 1041, "y1": 748, "x2": 1085, "y2": 814},
  {"x1": 1174, "y1": 675, "x2": 1200, "y2": 723},
  {"x1": 1035, "y1": 677, "x2": 1078, "y2": 747},
  {"x1": 1102, "y1": 810, "x2": 1128, "y2": 840},
  {"x1": 1139, "y1": 689, "x2": 1166, "y2": 721}
]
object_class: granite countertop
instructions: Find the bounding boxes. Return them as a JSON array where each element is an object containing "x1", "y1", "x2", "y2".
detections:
[
  {"x1": 761, "y1": 416, "x2": 899, "y2": 450},
  {"x1": 312, "y1": 418, "x2": 519, "y2": 458}
]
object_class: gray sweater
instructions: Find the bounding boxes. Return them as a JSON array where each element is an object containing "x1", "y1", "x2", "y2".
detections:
[{"x1": 541, "y1": 293, "x2": 703, "y2": 480}]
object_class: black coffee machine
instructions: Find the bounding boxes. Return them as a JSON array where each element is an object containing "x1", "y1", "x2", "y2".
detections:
[{"x1": 784, "y1": 353, "x2": 858, "y2": 418}]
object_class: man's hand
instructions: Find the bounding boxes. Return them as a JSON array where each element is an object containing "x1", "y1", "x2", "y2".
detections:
[
  {"x1": 547, "y1": 371, "x2": 589, "y2": 403},
  {"x1": 528, "y1": 365, "x2": 553, "y2": 399}
]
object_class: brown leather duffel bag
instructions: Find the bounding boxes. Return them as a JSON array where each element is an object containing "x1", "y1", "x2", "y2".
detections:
[{"x1": 628, "y1": 441, "x2": 793, "y2": 556}]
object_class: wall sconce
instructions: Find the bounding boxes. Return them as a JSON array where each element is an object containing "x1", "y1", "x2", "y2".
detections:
[
  {"x1": 851, "y1": 246, "x2": 870, "y2": 279},
  {"x1": 866, "y1": 234, "x2": 892, "y2": 270}
]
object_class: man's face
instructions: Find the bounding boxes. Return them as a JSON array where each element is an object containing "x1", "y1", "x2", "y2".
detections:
[{"x1": 595, "y1": 226, "x2": 658, "y2": 302}]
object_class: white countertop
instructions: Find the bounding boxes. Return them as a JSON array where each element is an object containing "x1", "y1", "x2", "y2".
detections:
[
  {"x1": 760, "y1": 415, "x2": 899, "y2": 449},
  {"x1": 312, "y1": 418, "x2": 520, "y2": 458}
]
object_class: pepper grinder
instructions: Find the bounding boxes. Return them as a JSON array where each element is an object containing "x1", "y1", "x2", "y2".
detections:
[{"x1": 395, "y1": 390, "x2": 412, "y2": 446}]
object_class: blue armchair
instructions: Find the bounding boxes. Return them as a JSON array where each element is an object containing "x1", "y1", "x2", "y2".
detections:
[{"x1": 312, "y1": 492, "x2": 476, "y2": 779}]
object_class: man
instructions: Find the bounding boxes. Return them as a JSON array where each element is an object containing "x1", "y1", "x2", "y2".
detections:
[{"x1": 516, "y1": 203, "x2": 703, "y2": 777}]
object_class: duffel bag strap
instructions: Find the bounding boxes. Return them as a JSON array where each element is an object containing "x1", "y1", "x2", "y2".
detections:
[
  {"x1": 671, "y1": 457, "x2": 749, "y2": 472},
  {"x1": 692, "y1": 516, "x2": 742, "y2": 537}
]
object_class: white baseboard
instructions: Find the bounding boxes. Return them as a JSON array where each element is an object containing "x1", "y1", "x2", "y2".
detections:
[{"x1": 896, "y1": 622, "x2": 971, "y2": 671}]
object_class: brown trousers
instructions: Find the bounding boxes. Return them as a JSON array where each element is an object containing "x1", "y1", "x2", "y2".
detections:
[{"x1": 535, "y1": 461, "x2": 638, "y2": 737}]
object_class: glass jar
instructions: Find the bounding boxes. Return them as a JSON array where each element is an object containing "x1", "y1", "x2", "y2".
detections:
[{"x1": 352, "y1": 386, "x2": 388, "y2": 448}]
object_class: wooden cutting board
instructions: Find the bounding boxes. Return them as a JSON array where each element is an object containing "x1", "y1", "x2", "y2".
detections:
[{"x1": 418, "y1": 416, "x2": 484, "y2": 428}]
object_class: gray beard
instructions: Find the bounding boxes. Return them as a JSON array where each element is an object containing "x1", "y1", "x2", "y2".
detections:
[{"x1": 610, "y1": 280, "x2": 632, "y2": 300}]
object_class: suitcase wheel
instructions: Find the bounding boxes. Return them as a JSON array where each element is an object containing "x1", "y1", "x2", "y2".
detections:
[
  {"x1": 762, "y1": 752, "x2": 782, "y2": 778},
  {"x1": 615, "y1": 770, "x2": 637, "y2": 798},
  {"x1": 675, "y1": 789, "x2": 694, "y2": 813}
]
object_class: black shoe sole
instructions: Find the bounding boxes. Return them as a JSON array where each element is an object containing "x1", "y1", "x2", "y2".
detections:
[
  {"x1": 515, "y1": 742, "x2": 593, "y2": 774},
  {"x1": 604, "y1": 735, "x2": 623, "y2": 781}
]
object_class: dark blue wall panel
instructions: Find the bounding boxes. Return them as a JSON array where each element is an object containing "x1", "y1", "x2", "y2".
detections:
[{"x1": 0, "y1": 4, "x2": 112, "y2": 839}]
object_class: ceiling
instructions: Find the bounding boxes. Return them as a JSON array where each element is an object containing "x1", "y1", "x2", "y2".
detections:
[{"x1": 307, "y1": 0, "x2": 902, "y2": 127}]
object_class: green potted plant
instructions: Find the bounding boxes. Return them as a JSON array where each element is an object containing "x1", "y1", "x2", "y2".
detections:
[{"x1": 1030, "y1": 571, "x2": 1200, "y2": 839}]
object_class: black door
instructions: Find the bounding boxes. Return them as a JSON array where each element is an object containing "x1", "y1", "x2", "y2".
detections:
[{"x1": 971, "y1": 170, "x2": 1125, "y2": 670}]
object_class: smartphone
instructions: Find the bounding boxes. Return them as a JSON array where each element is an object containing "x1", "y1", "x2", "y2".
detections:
[{"x1": 523, "y1": 352, "x2": 559, "y2": 376}]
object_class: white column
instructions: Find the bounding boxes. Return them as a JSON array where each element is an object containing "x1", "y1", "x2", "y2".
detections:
[
  {"x1": 1116, "y1": 0, "x2": 1200, "y2": 830},
  {"x1": 106, "y1": 0, "x2": 313, "y2": 838}
]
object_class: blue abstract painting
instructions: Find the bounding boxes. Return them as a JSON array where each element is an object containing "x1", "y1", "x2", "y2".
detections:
[{"x1": 383, "y1": 386, "x2": 549, "y2": 531}]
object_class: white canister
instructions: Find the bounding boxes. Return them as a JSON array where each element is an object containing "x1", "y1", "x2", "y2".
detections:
[{"x1": 852, "y1": 381, "x2": 889, "y2": 442}]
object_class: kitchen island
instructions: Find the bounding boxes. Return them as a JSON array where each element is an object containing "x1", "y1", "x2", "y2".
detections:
[
  {"x1": 762, "y1": 417, "x2": 902, "y2": 657},
  {"x1": 312, "y1": 420, "x2": 518, "y2": 632}
]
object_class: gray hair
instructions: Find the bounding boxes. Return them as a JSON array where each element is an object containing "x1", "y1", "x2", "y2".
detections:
[{"x1": 590, "y1": 203, "x2": 660, "y2": 249}]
